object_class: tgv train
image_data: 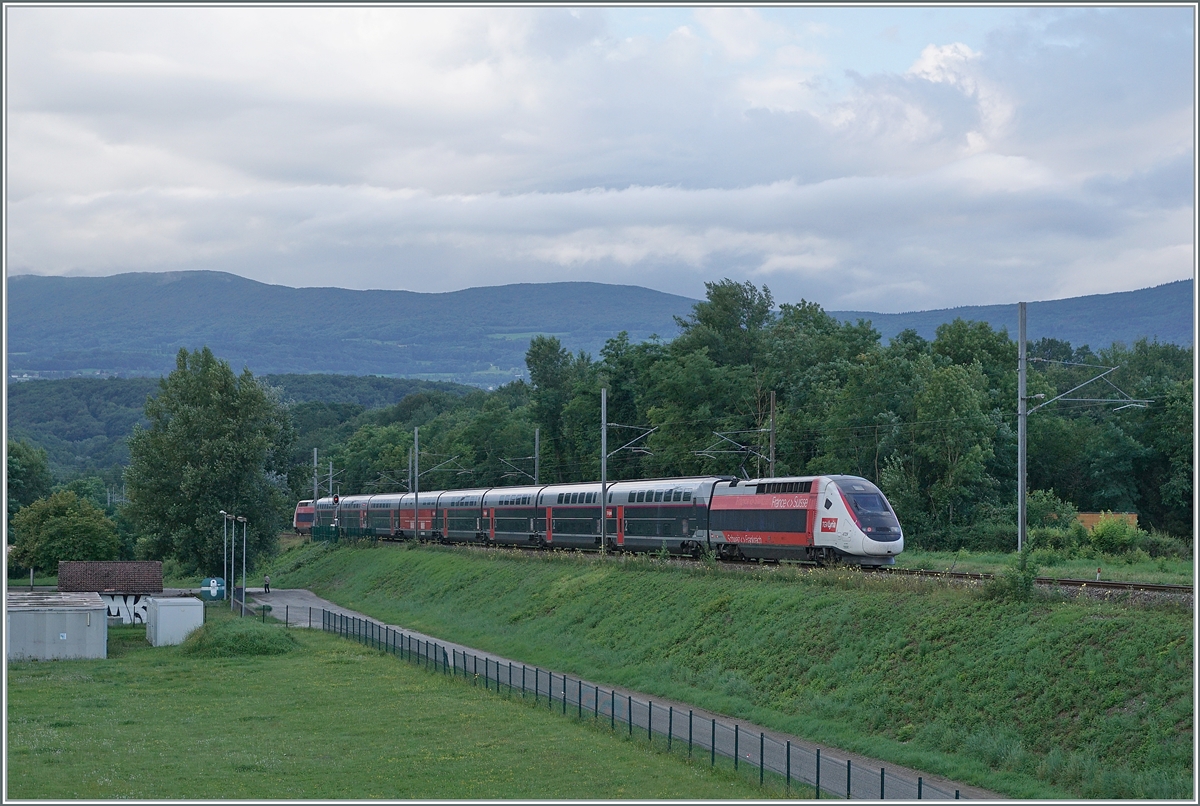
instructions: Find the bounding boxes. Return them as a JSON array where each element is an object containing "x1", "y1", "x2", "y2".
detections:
[{"x1": 298, "y1": 475, "x2": 903, "y2": 566}]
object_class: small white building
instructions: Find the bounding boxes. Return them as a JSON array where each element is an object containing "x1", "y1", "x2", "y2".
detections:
[
  {"x1": 146, "y1": 597, "x2": 205, "y2": 646},
  {"x1": 7, "y1": 591, "x2": 108, "y2": 661}
]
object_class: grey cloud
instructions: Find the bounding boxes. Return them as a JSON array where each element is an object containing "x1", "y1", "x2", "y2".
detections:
[{"x1": 4, "y1": 6, "x2": 1193, "y2": 314}]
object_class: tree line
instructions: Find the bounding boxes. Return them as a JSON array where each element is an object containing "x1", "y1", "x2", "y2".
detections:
[{"x1": 7, "y1": 280, "x2": 1193, "y2": 578}]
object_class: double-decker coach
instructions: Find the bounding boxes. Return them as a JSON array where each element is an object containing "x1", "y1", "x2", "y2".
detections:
[{"x1": 304, "y1": 472, "x2": 902, "y2": 566}]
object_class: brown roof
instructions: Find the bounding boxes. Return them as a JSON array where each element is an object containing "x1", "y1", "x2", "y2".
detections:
[{"x1": 57, "y1": 561, "x2": 163, "y2": 594}]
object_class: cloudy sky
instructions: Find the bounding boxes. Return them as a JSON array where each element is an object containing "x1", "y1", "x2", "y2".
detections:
[{"x1": 5, "y1": 5, "x2": 1195, "y2": 312}]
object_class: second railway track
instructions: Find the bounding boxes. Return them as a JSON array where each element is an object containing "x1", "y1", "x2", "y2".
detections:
[{"x1": 881, "y1": 566, "x2": 1192, "y2": 594}]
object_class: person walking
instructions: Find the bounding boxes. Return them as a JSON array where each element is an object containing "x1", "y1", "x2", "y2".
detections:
[{"x1": 263, "y1": 574, "x2": 271, "y2": 594}]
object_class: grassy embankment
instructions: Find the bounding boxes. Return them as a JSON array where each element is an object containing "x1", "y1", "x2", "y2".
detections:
[
  {"x1": 264, "y1": 541, "x2": 1193, "y2": 799},
  {"x1": 6, "y1": 608, "x2": 783, "y2": 800},
  {"x1": 894, "y1": 548, "x2": 1193, "y2": 586}
]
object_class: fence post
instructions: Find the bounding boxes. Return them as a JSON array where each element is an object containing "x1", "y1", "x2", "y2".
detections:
[
  {"x1": 786, "y1": 740, "x2": 791, "y2": 795},
  {"x1": 710, "y1": 719, "x2": 715, "y2": 766},
  {"x1": 562, "y1": 675, "x2": 566, "y2": 715},
  {"x1": 760, "y1": 732, "x2": 764, "y2": 786},
  {"x1": 815, "y1": 748, "x2": 820, "y2": 799},
  {"x1": 627, "y1": 695, "x2": 632, "y2": 736},
  {"x1": 881, "y1": 768, "x2": 885, "y2": 799},
  {"x1": 577, "y1": 679, "x2": 582, "y2": 718},
  {"x1": 688, "y1": 710, "x2": 693, "y2": 757},
  {"x1": 610, "y1": 690, "x2": 615, "y2": 730},
  {"x1": 734, "y1": 725, "x2": 739, "y2": 771},
  {"x1": 648, "y1": 702, "x2": 653, "y2": 742},
  {"x1": 522, "y1": 665, "x2": 526, "y2": 697},
  {"x1": 668, "y1": 707, "x2": 673, "y2": 751},
  {"x1": 594, "y1": 685, "x2": 598, "y2": 719},
  {"x1": 286, "y1": 605, "x2": 289, "y2": 627},
  {"x1": 918, "y1": 776, "x2": 922, "y2": 799},
  {"x1": 510, "y1": 662, "x2": 513, "y2": 693},
  {"x1": 846, "y1": 759, "x2": 851, "y2": 799},
  {"x1": 955, "y1": 790, "x2": 960, "y2": 799}
]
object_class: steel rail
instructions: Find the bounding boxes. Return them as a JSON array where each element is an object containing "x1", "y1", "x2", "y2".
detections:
[{"x1": 880, "y1": 566, "x2": 1191, "y2": 593}]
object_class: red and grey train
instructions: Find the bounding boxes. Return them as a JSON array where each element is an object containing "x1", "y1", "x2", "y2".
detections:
[{"x1": 296, "y1": 475, "x2": 903, "y2": 566}]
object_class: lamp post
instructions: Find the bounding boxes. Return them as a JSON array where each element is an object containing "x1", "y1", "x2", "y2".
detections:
[
  {"x1": 219, "y1": 510, "x2": 227, "y2": 600},
  {"x1": 237, "y1": 516, "x2": 247, "y2": 617}
]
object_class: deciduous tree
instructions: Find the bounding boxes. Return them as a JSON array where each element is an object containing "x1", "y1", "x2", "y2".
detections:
[{"x1": 124, "y1": 348, "x2": 294, "y2": 575}]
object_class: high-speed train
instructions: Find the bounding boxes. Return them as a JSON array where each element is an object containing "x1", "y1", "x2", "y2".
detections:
[{"x1": 299, "y1": 474, "x2": 903, "y2": 566}]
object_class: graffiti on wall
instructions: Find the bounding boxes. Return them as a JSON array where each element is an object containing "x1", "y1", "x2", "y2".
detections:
[{"x1": 101, "y1": 594, "x2": 150, "y2": 624}]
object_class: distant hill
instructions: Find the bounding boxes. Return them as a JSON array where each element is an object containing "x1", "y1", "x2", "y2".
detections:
[
  {"x1": 829, "y1": 280, "x2": 1193, "y2": 348},
  {"x1": 7, "y1": 272, "x2": 697, "y2": 386},
  {"x1": 7, "y1": 272, "x2": 1192, "y2": 385},
  {"x1": 6, "y1": 374, "x2": 473, "y2": 478}
]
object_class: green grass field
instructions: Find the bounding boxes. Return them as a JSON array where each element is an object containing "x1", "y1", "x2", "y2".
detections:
[
  {"x1": 262, "y1": 542, "x2": 1193, "y2": 799},
  {"x1": 894, "y1": 549, "x2": 1193, "y2": 585},
  {"x1": 6, "y1": 610, "x2": 787, "y2": 800}
]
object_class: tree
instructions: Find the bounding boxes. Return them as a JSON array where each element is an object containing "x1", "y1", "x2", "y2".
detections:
[
  {"x1": 7, "y1": 439, "x2": 53, "y2": 531},
  {"x1": 673, "y1": 279, "x2": 775, "y2": 368},
  {"x1": 10, "y1": 491, "x2": 120, "y2": 572},
  {"x1": 124, "y1": 348, "x2": 295, "y2": 575}
]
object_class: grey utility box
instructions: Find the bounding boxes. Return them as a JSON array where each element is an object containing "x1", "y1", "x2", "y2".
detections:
[
  {"x1": 7, "y1": 591, "x2": 108, "y2": 661},
  {"x1": 146, "y1": 597, "x2": 205, "y2": 646}
]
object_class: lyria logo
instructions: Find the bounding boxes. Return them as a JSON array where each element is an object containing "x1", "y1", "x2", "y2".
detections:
[{"x1": 821, "y1": 517, "x2": 838, "y2": 532}]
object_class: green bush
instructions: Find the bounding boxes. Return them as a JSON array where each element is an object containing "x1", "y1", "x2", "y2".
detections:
[
  {"x1": 983, "y1": 545, "x2": 1041, "y2": 601},
  {"x1": 1088, "y1": 513, "x2": 1145, "y2": 555},
  {"x1": 179, "y1": 615, "x2": 298, "y2": 658},
  {"x1": 1142, "y1": 530, "x2": 1191, "y2": 559}
]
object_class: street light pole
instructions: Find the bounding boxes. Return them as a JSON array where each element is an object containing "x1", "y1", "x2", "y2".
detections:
[
  {"x1": 237, "y1": 516, "x2": 247, "y2": 616},
  {"x1": 219, "y1": 510, "x2": 228, "y2": 601}
]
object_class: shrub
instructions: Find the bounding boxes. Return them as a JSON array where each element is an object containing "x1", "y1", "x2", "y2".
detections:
[
  {"x1": 983, "y1": 545, "x2": 1040, "y2": 601},
  {"x1": 1027, "y1": 489, "x2": 1079, "y2": 529},
  {"x1": 1142, "y1": 530, "x2": 1191, "y2": 560},
  {"x1": 1088, "y1": 513, "x2": 1145, "y2": 555},
  {"x1": 1028, "y1": 526, "x2": 1078, "y2": 554},
  {"x1": 179, "y1": 616, "x2": 298, "y2": 657}
]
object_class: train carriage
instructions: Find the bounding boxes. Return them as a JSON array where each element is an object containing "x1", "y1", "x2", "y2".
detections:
[{"x1": 305, "y1": 473, "x2": 902, "y2": 566}]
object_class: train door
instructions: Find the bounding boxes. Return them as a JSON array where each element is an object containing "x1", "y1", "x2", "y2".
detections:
[
  {"x1": 616, "y1": 505, "x2": 625, "y2": 547},
  {"x1": 545, "y1": 507, "x2": 553, "y2": 545}
]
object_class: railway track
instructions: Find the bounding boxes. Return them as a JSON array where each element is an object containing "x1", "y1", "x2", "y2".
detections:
[
  {"x1": 882, "y1": 566, "x2": 1192, "y2": 594},
  {"x1": 383, "y1": 537, "x2": 1191, "y2": 595}
]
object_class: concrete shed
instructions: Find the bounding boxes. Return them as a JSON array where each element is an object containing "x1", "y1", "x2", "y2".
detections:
[
  {"x1": 7, "y1": 591, "x2": 108, "y2": 661},
  {"x1": 146, "y1": 597, "x2": 205, "y2": 646}
]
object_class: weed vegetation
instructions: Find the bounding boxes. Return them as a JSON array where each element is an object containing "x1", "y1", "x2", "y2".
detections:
[
  {"x1": 266, "y1": 541, "x2": 1193, "y2": 799},
  {"x1": 6, "y1": 611, "x2": 778, "y2": 799},
  {"x1": 178, "y1": 615, "x2": 299, "y2": 657}
]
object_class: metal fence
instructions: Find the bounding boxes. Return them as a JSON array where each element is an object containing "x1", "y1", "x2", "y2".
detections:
[{"x1": 318, "y1": 608, "x2": 964, "y2": 800}]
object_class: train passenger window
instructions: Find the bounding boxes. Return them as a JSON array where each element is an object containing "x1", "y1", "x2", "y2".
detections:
[
  {"x1": 637, "y1": 491, "x2": 645, "y2": 502},
  {"x1": 683, "y1": 491, "x2": 692, "y2": 501},
  {"x1": 655, "y1": 491, "x2": 663, "y2": 502},
  {"x1": 628, "y1": 492, "x2": 636, "y2": 502},
  {"x1": 558, "y1": 493, "x2": 564, "y2": 504},
  {"x1": 673, "y1": 490, "x2": 682, "y2": 501}
]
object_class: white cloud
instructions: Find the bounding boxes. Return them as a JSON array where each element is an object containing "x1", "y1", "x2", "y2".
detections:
[{"x1": 4, "y1": 6, "x2": 1194, "y2": 314}]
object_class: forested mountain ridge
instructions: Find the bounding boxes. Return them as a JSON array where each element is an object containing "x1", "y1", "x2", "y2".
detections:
[
  {"x1": 7, "y1": 374, "x2": 473, "y2": 480},
  {"x1": 7, "y1": 272, "x2": 1193, "y2": 385},
  {"x1": 7, "y1": 272, "x2": 697, "y2": 385}
]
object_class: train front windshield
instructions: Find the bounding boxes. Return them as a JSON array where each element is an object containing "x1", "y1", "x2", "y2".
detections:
[{"x1": 843, "y1": 489, "x2": 901, "y2": 538}]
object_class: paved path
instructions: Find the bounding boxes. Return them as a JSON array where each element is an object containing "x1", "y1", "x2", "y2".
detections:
[{"x1": 241, "y1": 587, "x2": 1001, "y2": 801}]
